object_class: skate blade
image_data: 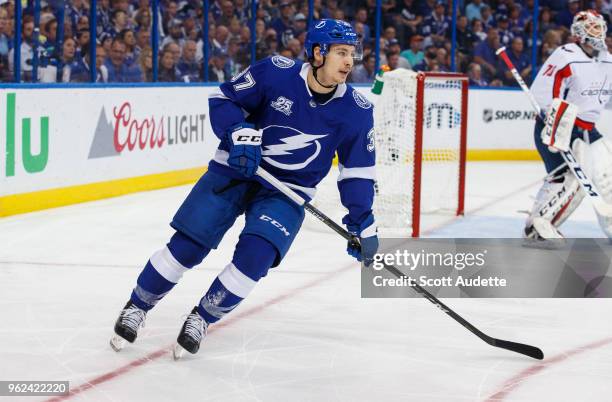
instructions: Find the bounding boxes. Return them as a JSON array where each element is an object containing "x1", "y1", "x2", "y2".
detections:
[
  {"x1": 110, "y1": 335, "x2": 127, "y2": 352},
  {"x1": 172, "y1": 344, "x2": 186, "y2": 361}
]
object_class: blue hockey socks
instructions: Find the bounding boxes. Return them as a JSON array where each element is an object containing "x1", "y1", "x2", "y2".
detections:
[
  {"x1": 131, "y1": 231, "x2": 210, "y2": 311},
  {"x1": 197, "y1": 234, "x2": 277, "y2": 323}
]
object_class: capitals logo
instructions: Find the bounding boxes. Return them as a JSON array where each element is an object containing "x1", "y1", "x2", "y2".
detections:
[{"x1": 261, "y1": 125, "x2": 328, "y2": 170}]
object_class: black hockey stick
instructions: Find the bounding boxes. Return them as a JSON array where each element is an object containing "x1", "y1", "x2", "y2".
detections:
[{"x1": 256, "y1": 167, "x2": 544, "y2": 360}]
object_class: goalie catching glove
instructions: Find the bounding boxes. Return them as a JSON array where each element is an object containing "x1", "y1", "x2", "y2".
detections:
[
  {"x1": 226, "y1": 123, "x2": 262, "y2": 177},
  {"x1": 344, "y1": 214, "x2": 379, "y2": 266},
  {"x1": 541, "y1": 98, "x2": 578, "y2": 153}
]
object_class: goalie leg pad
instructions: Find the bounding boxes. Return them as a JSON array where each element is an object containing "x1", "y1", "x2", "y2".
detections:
[
  {"x1": 525, "y1": 168, "x2": 585, "y2": 235},
  {"x1": 582, "y1": 136, "x2": 612, "y2": 238}
]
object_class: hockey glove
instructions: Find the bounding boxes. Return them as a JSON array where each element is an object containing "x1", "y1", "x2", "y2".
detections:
[
  {"x1": 226, "y1": 123, "x2": 262, "y2": 177},
  {"x1": 541, "y1": 98, "x2": 578, "y2": 153},
  {"x1": 345, "y1": 214, "x2": 379, "y2": 267}
]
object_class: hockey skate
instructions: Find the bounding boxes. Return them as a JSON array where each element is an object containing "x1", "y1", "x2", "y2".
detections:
[
  {"x1": 110, "y1": 301, "x2": 147, "y2": 351},
  {"x1": 523, "y1": 217, "x2": 566, "y2": 249},
  {"x1": 173, "y1": 306, "x2": 208, "y2": 360}
]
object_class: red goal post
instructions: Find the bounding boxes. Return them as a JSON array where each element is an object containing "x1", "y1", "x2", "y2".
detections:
[{"x1": 373, "y1": 70, "x2": 468, "y2": 237}]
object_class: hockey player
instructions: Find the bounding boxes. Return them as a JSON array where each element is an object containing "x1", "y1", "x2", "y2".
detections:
[
  {"x1": 110, "y1": 19, "x2": 379, "y2": 358},
  {"x1": 524, "y1": 9, "x2": 612, "y2": 243}
]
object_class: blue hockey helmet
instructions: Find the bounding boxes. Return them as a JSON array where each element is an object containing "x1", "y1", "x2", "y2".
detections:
[{"x1": 304, "y1": 19, "x2": 363, "y2": 61}]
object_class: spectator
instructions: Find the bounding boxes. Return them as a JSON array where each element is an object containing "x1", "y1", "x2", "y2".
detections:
[
  {"x1": 456, "y1": 15, "x2": 477, "y2": 55},
  {"x1": 134, "y1": 28, "x2": 150, "y2": 60},
  {"x1": 471, "y1": 18, "x2": 487, "y2": 41},
  {"x1": 271, "y1": 1, "x2": 295, "y2": 47},
  {"x1": 42, "y1": 18, "x2": 58, "y2": 51},
  {"x1": 162, "y1": 1, "x2": 179, "y2": 34},
  {"x1": 228, "y1": 17, "x2": 242, "y2": 39},
  {"x1": 76, "y1": 15, "x2": 89, "y2": 32},
  {"x1": 177, "y1": 39, "x2": 199, "y2": 82},
  {"x1": 285, "y1": 37, "x2": 302, "y2": 59},
  {"x1": 110, "y1": 9, "x2": 128, "y2": 37},
  {"x1": 212, "y1": 25, "x2": 229, "y2": 54},
  {"x1": 164, "y1": 42, "x2": 181, "y2": 65},
  {"x1": 387, "y1": 38, "x2": 410, "y2": 69},
  {"x1": 210, "y1": 0, "x2": 223, "y2": 23},
  {"x1": 158, "y1": 47, "x2": 180, "y2": 82},
  {"x1": 420, "y1": 0, "x2": 451, "y2": 47},
  {"x1": 224, "y1": 37, "x2": 244, "y2": 76},
  {"x1": 435, "y1": 46, "x2": 450, "y2": 72},
  {"x1": 293, "y1": 13, "x2": 307, "y2": 36},
  {"x1": 161, "y1": 18, "x2": 185, "y2": 48},
  {"x1": 503, "y1": 36, "x2": 531, "y2": 86},
  {"x1": 207, "y1": 48, "x2": 229, "y2": 82},
  {"x1": 467, "y1": 62, "x2": 488, "y2": 86},
  {"x1": 118, "y1": 29, "x2": 137, "y2": 66},
  {"x1": 466, "y1": 0, "x2": 486, "y2": 22},
  {"x1": 400, "y1": 34, "x2": 425, "y2": 68},
  {"x1": 322, "y1": 0, "x2": 340, "y2": 19},
  {"x1": 59, "y1": 37, "x2": 78, "y2": 82},
  {"x1": 556, "y1": 0, "x2": 581, "y2": 29},
  {"x1": 68, "y1": 0, "x2": 89, "y2": 34},
  {"x1": 97, "y1": 0, "x2": 112, "y2": 36},
  {"x1": 473, "y1": 27, "x2": 500, "y2": 81},
  {"x1": 70, "y1": 43, "x2": 109, "y2": 83},
  {"x1": 217, "y1": 0, "x2": 236, "y2": 27},
  {"x1": 383, "y1": 26, "x2": 398, "y2": 44},
  {"x1": 100, "y1": 32, "x2": 113, "y2": 54},
  {"x1": 350, "y1": 53, "x2": 376, "y2": 83},
  {"x1": 76, "y1": 29, "x2": 90, "y2": 57},
  {"x1": 496, "y1": 15, "x2": 514, "y2": 47},
  {"x1": 134, "y1": 8, "x2": 152, "y2": 31},
  {"x1": 8, "y1": 15, "x2": 35, "y2": 81},
  {"x1": 386, "y1": 51, "x2": 401, "y2": 71},
  {"x1": 508, "y1": 5, "x2": 525, "y2": 37},
  {"x1": 412, "y1": 45, "x2": 438, "y2": 71},
  {"x1": 0, "y1": 7, "x2": 11, "y2": 61},
  {"x1": 394, "y1": 0, "x2": 422, "y2": 45},
  {"x1": 234, "y1": 0, "x2": 248, "y2": 23},
  {"x1": 104, "y1": 38, "x2": 143, "y2": 82},
  {"x1": 353, "y1": 8, "x2": 371, "y2": 43},
  {"x1": 138, "y1": 46, "x2": 153, "y2": 81},
  {"x1": 539, "y1": 8, "x2": 557, "y2": 34},
  {"x1": 480, "y1": 5, "x2": 495, "y2": 30}
]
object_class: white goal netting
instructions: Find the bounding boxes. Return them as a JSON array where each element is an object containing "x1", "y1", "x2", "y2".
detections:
[{"x1": 309, "y1": 69, "x2": 467, "y2": 237}]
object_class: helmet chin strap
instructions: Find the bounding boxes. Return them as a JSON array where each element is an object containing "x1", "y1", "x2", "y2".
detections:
[{"x1": 311, "y1": 56, "x2": 337, "y2": 89}]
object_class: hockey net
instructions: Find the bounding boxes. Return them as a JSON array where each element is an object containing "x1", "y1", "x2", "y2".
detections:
[{"x1": 309, "y1": 69, "x2": 468, "y2": 237}]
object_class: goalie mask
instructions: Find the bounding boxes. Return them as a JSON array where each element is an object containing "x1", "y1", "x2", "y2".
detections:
[{"x1": 571, "y1": 10, "x2": 608, "y2": 52}]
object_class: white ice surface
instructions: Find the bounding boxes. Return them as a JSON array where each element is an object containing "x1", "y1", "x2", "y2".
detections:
[{"x1": 1, "y1": 162, "x2": 611, "y2": 402}]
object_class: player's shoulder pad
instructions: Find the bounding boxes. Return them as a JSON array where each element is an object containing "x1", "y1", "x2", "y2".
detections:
[{"x1": 348, "y1": 86, "x2": 374, "y2": 111}]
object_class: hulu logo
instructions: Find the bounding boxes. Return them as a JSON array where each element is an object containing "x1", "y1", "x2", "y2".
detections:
[{"x1": 5, "y1": 93, "x2": 49, "y2": 176}]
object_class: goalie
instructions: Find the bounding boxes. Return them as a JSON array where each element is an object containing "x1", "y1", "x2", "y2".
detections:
[{"x1": 525, "y1": 9, "x2": 612, "y2": 243}]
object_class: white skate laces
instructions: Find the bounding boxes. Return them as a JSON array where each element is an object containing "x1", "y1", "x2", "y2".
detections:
[
  {"x1": 121, "y1": 304, "x2": 146, "y2": 332},
  {"x1": 184, "y1": 310, "x2": 207, "y2": 342}
]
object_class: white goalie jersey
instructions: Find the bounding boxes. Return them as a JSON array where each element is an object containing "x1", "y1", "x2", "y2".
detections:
[{"x1": 530, "y1": 43, "x2": 612, "y2": 129}]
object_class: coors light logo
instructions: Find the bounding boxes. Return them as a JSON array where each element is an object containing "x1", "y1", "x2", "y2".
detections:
[{"x1": 88, "y1": 102, "x2": 206, "y2": 159}]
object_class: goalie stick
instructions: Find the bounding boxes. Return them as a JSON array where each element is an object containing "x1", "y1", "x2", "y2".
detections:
[
  {"x1": 496, "y1": 46, "x2": 612, "y2": 219},
  {"x1": 256, "y1": 167, "x2": 544, "y2": 360}
]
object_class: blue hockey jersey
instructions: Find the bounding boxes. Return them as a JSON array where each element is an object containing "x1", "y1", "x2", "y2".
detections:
[{"x1": 208, "y1": 55, "x2": 376, "y2": 227}]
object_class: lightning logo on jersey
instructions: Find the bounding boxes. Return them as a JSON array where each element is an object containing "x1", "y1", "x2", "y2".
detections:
[{"x1": 262, "y1": 127, "x2": 328, "y2": 170}]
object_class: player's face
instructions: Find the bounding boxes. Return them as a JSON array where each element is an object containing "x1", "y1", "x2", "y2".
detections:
[{"x1": 322, "y1": 44, "x2": 355, "y2": 84}]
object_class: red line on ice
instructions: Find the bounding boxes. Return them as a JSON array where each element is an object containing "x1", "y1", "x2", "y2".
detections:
[
  {"x1": 44, "y1": 263, "x2": 355, "y2": 402},
  {"x1": 485, "y1": 336, "x2": 612, "y2": 401}
]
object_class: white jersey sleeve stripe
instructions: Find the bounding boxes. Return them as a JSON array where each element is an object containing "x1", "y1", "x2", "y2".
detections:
[{"x1": 337, "y1": 163, "x2": 376, "y2": 181}]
